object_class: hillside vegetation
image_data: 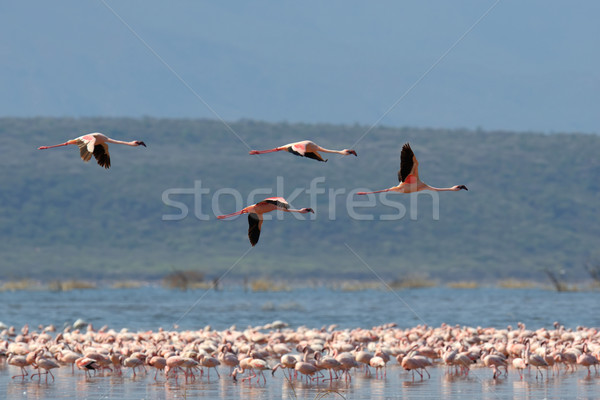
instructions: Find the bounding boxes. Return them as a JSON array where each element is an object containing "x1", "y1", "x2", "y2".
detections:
[{"x1": 0, "y1": 117, "x2": 598, "y2": 282}]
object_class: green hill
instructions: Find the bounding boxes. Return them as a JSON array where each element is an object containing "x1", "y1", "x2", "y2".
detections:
[{"x1": 1, "y1": 117, "x2": 598, "y2": 282}]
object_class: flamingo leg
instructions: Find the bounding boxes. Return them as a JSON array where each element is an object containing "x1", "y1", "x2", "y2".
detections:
[
  {"x1": 38, "y1": 142, "x2": 72, "y2": 150},
  {"x1": 357, "y1": 188, "x2": 393, "y2": 195},
  {"x1": 249, "y1": 148, "x2": 284, "y2": 155},
  {"x1": 217, "y1": 210, "x2": 246, "y2": 219}
]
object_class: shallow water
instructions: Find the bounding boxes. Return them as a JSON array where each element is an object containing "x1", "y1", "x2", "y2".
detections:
[
  {"x1": 2, "y1": 359, "x2": 599, "y2": 400},
  {"x1": 1, "y1": 286, "x2": 599, "y2": 399},
  {"x1": 2, "y1": 286, "x2": 600, "y2": 331}
]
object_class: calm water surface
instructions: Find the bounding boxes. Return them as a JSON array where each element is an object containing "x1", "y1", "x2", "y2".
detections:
[{"x1": 1, "y1": 286, "x2": 599, "y2": 399}]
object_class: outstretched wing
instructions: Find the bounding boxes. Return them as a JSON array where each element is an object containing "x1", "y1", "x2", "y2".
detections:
[
  {"x1": 397, "y1": 142, "x2": 418, "y2": 183},
  {"x1": 303, "y1": 152, "x2": 327, "y2": 162},
  {"x1": 263, "y1": 197, "x2": 290, "y2": 210},
  {"x1": 286, "y1": 142, "x2": 326, "y2": 162},
  {"x1": 77, "y1": 136, "x2": 94, "y2": 163},
  {"x1": 248, "y1": 213, "x2": 263, "y2": 246},
  {"x1": 93, "y1": 143, "x2": 111, "y2": 169}
]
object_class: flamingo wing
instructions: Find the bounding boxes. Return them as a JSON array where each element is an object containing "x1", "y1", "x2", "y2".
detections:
[
  {"x1": 302, "y1": 152, "x2": 327, "y2": 162},
  {"x1": 397, "y1": 142, "x2": 419, "y2": 183},
  {"x1": 263, "y1": 197, "x2": 290, "y2": 210},
  {"x1": 286, "y1": 142, "x2": 326, "y2": 162},
  {"x1": 77, "y1": 136, "x2": 95, "y2": 163},
  {"x1": 93, "y1": 142, "x2": 111, "y2": 169},
  {"x1": 248, "y1": 213, "x2": 263, "y2": 246}
]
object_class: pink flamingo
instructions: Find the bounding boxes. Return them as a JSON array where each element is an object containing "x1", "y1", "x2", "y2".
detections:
[
  {"x1": 482, "y1": 353, "x2": 508, "y2": 379},
  {"x1": 249, "y1": 140, "x2": 356, "y2": 162},
  {"x1": 147, "y1": 355, "x2": 167, "y2": 380},
  {"x1": 525, "y1": 340, "x2": 549, "y2": 379},
  {"x1": 217, "y1": 197, "x2": 313, "y2": 246},
  {"x1": 30, "y1": 351, "x2": 60, "y2": 382},
  {"x1": 271, "y1": 354, "x2": 298, "y2": 380},
  {"x1": 357, "y1": 143, "x2": 468, "y2": 195},
  {"x1": 577, "y1": 344, "x2": 599, "y2": 375},
  {"x1": 512, "y1": 357, "x2": 528, "y2": 379},
  {"x1": 401, "y1": 353, "x2": 431, "y2": 380},
  {"x1": 164, "y1": 355, "x2": 185, "y2": 382},
  {"x1": 199, "y1": 354, "x2": 221, "y2": 379},
  {"x1": 38, "y1": 132, "x2": 146, "y2": 169},
  {"x1": 7, "y1": 353, "x2": 29, "y2": 379},
  {"x1": 75, "y1": 357, "x2": 99, "y2": 377}
]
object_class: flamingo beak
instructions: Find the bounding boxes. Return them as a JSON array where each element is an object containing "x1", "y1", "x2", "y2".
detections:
[
  {"x1": 137, "y1": 141, "x2": 147, "y2": 147},
  {"x1": 348, "y1": 150, "x2": 357, "y2": 156}
]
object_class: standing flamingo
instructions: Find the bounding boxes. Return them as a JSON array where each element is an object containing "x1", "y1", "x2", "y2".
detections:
[
  {"x1": 30, "y1": 351, "x2": 60, "y2": 382},
  {"x1": 249, "y1": 140, "x2": 357, "y2": 162},
  {"x1": 7, "y1": 353, "x2": 29, "y2": 379},
  {"x1": 357, "y1": 143, "x2": 467, "y2": 195},
  {"x1": 38, "y1": 133, "x2": 146, "y2": 169},
  {"x1": 217, "y1": 197, "x2": 314, "y2": 246}
]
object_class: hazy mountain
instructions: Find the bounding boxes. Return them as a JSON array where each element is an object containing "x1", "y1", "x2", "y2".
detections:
[{"x1": 1, "y1": 117, "x2": 598, "y2": 282}]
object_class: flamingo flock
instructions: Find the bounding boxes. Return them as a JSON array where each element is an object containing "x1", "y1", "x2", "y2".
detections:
[
  {"x1": 2, "y1": 321, "x2": 599, "y2": 385},
  {"x1": 37, "y1": 133, "x2": 467, "y2": 245}
]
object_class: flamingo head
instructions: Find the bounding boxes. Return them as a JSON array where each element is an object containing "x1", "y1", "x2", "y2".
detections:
[
  {"x1": 344, "y1": 149, "x2": 357, "y2": 156},
  {"x1": 300, "y1": 208, "x2": 314, "y2": 214},
  {"x1": 454, "y1": 185, "x2": 468, "y2": 191},
  {"x1": 135, "y1": 141, "x2": 147, "y2": 147}
]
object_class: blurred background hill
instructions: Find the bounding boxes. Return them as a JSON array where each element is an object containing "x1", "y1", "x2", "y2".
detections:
[{"x1": 1, "y1": 117, "x2": 598, "y2": 282}]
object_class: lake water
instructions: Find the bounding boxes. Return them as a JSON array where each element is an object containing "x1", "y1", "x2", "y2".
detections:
[{"x1": 1, "y1": 286, "x2": 599, "y2": 399}]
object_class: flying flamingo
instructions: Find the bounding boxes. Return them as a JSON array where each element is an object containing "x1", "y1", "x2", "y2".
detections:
[
  {"x1": 217, "y1": 197, "x2": 314, "y2": 246},
  {"x1": 249, "y1": 140, "x2": 357, "y2": 162},
  {"x1": 38, "y1": 132, "x2": 146, "y2": 169},
  {"x1": 357, "y1": 143, "x2": 468, "y2": 195}
]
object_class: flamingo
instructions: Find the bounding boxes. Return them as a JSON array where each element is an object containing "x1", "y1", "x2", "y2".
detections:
[
  {"x1": 271, "y1": 354, "x2": 298, "y2": 380},
  {"x1": 75, "y1": 357, "x2": 99, "y2": 377},
  {"x1": 249, "y1": 140, "x2": 357, "y2": 162},
  {"x1": 30, "y1": 352, "x2": 60, "y2": 382},
  {"x1": 7, "y1": 353, "x2": 29, "y2": 379},
  {"x1": 218, "y1": 345, "x2": 240, "y2": 376},
  {"x1": 482, "y1": 353, "x2": 508, "y2": 379},
  {"x1": 577, "y1": 344, "x2": 599, "y2": 376},
  {"x1": 38, "y1": 133, "x2": 146, "y2": 169},
  {"x1": 147, "y1": 355, "x2": 167, "y2": 380},
  {"x1": 524, "y1": 340, "x2": 549, "y2": 379},
  {"x1": 401, "y1": 353, "x2": 431, "y2": 380},
  {"x1": 123, "y1": 355, "x2": 146, "y2": 378},
  {"x1": 357, "y1": 143, "x2": 468, "y2": 195},
  {"x1": 199, "y1": 353, "x2": 221, "y2": 379},
  {"x1": 217, "y1": 197, "x2": 314, "y2": 246},
  {"x1": 512, "y1": 357, "x2": 528, "y2": 379}
]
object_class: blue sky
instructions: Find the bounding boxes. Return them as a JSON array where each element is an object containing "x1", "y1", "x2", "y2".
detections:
[{"x1": 1, "y1": 1, "x2": 598, "y2": 133}]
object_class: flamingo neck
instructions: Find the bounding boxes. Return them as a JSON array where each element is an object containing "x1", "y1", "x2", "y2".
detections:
[
  {"x1": 317, "y1": 147, "x2": 344, "y2": 155},
  {"x1": 424, "y1": 186, "x2": 454, "y2": 192},
  {"x1": 105, "y1": 138, "x2": 137, "y2": 146},
  {"x1": 285, "y1": 208, "x2": 305, "y2": 213}
]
